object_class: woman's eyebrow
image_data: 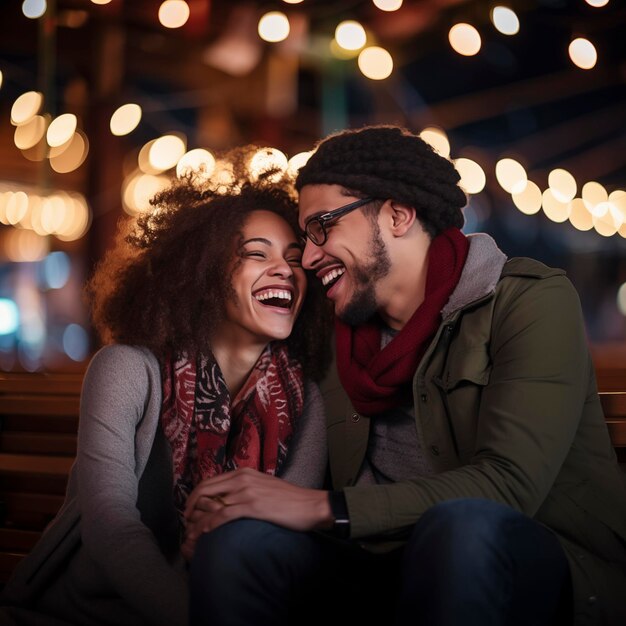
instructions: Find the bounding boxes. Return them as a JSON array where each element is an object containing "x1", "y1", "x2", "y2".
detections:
[
  {"x1": 242, "y1": 237, "x2": 271, "y2": 246},
  {"x1": 243, "y1": 239, "x2": 302, "y2": 250}
]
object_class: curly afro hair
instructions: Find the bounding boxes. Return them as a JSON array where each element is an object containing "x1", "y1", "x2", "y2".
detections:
[
  {"x1": 85, "y1": 146, "x2": 332, "y2": 382},
  {"x1": 295, "y1": 125, "x2": 467, "y2": 237}
]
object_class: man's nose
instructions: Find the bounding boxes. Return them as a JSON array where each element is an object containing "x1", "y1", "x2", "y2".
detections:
[{"x1": 302, "y1": 237, "x2": 323, "y2": 270}]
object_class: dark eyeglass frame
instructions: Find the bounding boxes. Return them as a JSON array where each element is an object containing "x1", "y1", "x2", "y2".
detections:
[{"x1": 303, "y1": 197, "x2": 375, "y2": 246}]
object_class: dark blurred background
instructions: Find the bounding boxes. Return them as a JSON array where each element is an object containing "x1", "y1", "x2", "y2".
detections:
[{"x1": 0, "y1": 0, "x2": 625, "y2": 372}]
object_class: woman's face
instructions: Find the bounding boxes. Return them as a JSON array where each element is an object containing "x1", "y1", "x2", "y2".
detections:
[{"x1": 221, "y1": 210, "x2": 306, "y2": 346}]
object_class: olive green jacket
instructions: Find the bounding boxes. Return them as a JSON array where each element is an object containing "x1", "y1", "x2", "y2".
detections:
[{"x1": 323, "y1": 233, "x2": 626, "y2": 626}]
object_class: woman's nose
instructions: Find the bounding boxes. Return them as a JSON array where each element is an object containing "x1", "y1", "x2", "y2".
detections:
[{"x1": 270, "y1": 257, "x2": 293, "y2": 277}]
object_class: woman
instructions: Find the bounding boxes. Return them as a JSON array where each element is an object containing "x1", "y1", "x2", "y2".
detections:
[{"x1": 0, "y1": 148, "x2": 332, "y2": 626}]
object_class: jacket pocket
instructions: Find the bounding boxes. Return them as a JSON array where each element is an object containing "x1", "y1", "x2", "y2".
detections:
[{"x1": 436, "y1": 347, "x2": 491, "y2": 392}]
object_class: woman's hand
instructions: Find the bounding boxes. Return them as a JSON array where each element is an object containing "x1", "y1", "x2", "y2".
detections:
[{"x1": 182, "y1": 468, "x2": 333, "y2": 556}]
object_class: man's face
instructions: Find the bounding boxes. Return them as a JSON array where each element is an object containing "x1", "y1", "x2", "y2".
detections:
[{"x1": 299, "y1": 184, "x2": 391, "y2": 325}]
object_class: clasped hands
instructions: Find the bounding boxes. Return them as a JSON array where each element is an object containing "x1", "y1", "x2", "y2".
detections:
[{"x1": 181, "y1": 467, "x2": 333, "y2": 561}]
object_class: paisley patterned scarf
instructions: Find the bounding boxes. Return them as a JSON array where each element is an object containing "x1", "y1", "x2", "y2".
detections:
[{"x1": 160, "y1": 342, "x2": 304, "y2": 514}]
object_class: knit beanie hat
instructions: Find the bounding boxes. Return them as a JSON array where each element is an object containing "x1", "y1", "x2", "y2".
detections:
[{"x1": 295, "y1": 125, "x2": 467, "y2": 236}]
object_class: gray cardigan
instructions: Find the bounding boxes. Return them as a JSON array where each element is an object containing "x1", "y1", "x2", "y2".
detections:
[{"x1": 0, "y1": 345, "x2": 327, "y2": 626}]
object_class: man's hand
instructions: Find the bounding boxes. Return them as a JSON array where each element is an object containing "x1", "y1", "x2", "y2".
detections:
[{"x1": 182, "y1": 468, "x2": 333, "y2": 556}]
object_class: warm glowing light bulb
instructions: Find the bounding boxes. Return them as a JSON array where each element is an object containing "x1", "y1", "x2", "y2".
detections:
[
  {"x1": 420, "y1": 127, "x2": 450, "y2": 158},
  {"x1": 495, "y1": 158, "x2": 527, "y2": 193},
  {"x1": 91, "y1": 0, "x2": 113, "y2": 4},
  {"x1": 454, "y1": 158, "x2": 486, "y2": 194},
  {"x1": 373, "y1": 0, "x2": 403, "y2": 11},
  {"x1": 287, "y1": 152, "x2": 312, "y2": 177},
  {"x1": 158, "y1": 1, "x2": 190, "y2": 29},
  {"x1": 569, "y1": 38, "x2": 597, "y2": 70},
  {"x1": 149, "y1": 135, "x2": 186, "y2": 171},
  {"x1": 512, "y1": 181, "x2": 542, "y2": 215},
  {"x1": 50, "y1": 131, "x2": 89, "y2": 173},
  {"x1": 548, "y1": 168, "x2": 577, "y2": 203},
  {"x1": 542, "y1": 189, "x2": 571, "y2": 223},
  {"x1": 358, "y1": 46, "x2": 393, "y2": 80},
  {"x1": 22, "y1": 0, "x2": 46, "y2": 19},
  {"x1": 249, "y1": 148, "x2": 288, "y2": 182},
  {"x1": 46, "y1": 114, "x2": 78, "y2": 148},
  {"x1": 594, "y1": 211, "x2": 618, "y2": 237},
  {"x1": 490, "y1": 7, "x2": 520, "y2": 36},
  {"x1": 568, "y1": 198, "x2": 593, "y2": 231},
  {"x1": 0, "y1": 70, "x2": 3, "y2": 90},
  {"x1": 582, "y1": 181, "x2": 608, "y2": 215},
  {"x1": 585, "y1": 0, "x2": 609, "y2": 7},
  {"x1": 449, "y1": 23, "x2": 481, "y2": 56},
  {"x1": 258, "y1": 12, "x2": 290, "y2": 43},
  {"x1": 110, "y1": 103, "x2": 142, "y2": 136},
  {"x1": 11, "y1": 91, "x2": 43, "y2": 125},
  {"x1": 176, "y1": 149, "x2": 216, "y2": 181},
  {"x1": 335, "y1": 21, "x2": 367, "y2": 51},
  {"x1": 14, "y1": 116, "x2": 46, "y2": 150}
]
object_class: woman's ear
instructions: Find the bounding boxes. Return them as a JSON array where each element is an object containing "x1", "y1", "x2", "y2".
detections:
[{"x1": 383, "y1": 201, "x2": 417, "y2": 237}]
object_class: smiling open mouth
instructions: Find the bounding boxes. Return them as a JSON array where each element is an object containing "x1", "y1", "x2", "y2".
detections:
[
  {"x1": 253, "y1": 288, "x2": 293, "y2": 309},
  {"x1": 321, "y1": 267, "x2": 345, "y2": 292}
]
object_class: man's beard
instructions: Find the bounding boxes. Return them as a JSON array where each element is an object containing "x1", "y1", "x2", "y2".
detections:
[{"x1": 337, "y1": 220, "x2": 391, "y2": 326}]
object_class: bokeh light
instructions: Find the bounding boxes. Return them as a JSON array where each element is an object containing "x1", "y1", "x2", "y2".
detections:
[
  {"x1": 0, "y1": 300, "x2": 19, "y2": 335},
  {"x1": 420, "y1": 127, "x2": 450, "y2": 158},
  {"x1": 373, "y1": 0, "x2": 403, "y2": 11},
  {"x1": 515, "y1": 181, "x2": 544, "y2": 215},
  {"x1": 569, "y1": 38, "x2": 597, "y2": 69},
  {"x1": 548, "y1": 168, "x2": 577, "y2": 203},
  {"x1": 110, "y1": 103, "x2": 142, "y2": 136},
  {"x1": 158, "y1": 1, "x2": 190, "y2": 29},
  {"x1": 568, "y1": 198, "x2": 594, "y2": 231},
  {"x1": 11, "y1": 91, "x2": 43, "y2": 126},
  {"x1": 22, "y1": 0, "x2": 46, "y2": 19},
  {"x1": 63, "y1": 324, "x2": 89, "y2": 362},
  {"x1": 454, "y1": 158, "x2": 486, "y2": 194},
  {"x1": 14, "y1": 115, "x2": 46, "y2": 150},
  {"x1": 148, "y1": 134, "x2": 186, "y2": 171},
  {"x1": 46, "y1": 114, "x2": 78, "y2": 148},
  {"x1": 287, "y1": 151, "x2": 312, "y2": 177},
  {"x1": 358, "y1": 46, "x2": 393, "y2": 80},
  {"x1": 449, "y1": 23, "x2": 482, "y2": 56},
  {"x1": 490, "y1": 7, "x2": 520, "y2": 36},
  {"x1": 258, "y1": 12, "x2": 290, "y2": 43},
  {"x1": 176, "y1": 149, "x2": 216, "y2": 182},
  {"x1": 495, "y1": 158, "x2": 527, "y2": 193},
  {"x1": 249, "y1": 148, "x2": 288, "y2": 182},
  {"x1": 42, "y1": 251, "x2": 71, "y2": 289},
  {"x1": 335, "y1": 21, "x2": 367, "y2": 51},
  {"x1": 542, "y1": 189, "x2": 570, "y2": 223}
]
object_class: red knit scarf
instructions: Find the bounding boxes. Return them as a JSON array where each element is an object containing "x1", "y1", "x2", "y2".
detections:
[
  {"x1": 160, "y1": 342, "x2": 304, "y2": 514},
  {"x1": 335, "y1": 227, "x2": 469, "y2": 416}
]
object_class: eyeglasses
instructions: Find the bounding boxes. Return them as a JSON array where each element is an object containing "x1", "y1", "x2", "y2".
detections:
[{"x1": 303, "y1": 197, "x2": 375, "y2": 246}]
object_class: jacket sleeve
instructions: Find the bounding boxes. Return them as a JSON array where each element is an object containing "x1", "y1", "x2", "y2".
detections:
[
  {"x1": 77, "y1": 345, "x2": 188, "y2": 626},
  {"x1": 343, "y1": 274, "x2": 592, "y2": 538},
  {"x1": 278, "y1": 380, "x2": 328, "y2": 488}
]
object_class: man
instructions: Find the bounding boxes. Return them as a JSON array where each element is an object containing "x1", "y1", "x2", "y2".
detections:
[{"x1": 185, "y1": 126, "x2": 626, "y2": 626}]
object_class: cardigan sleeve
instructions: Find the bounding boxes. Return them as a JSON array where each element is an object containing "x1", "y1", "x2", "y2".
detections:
[
  {"x1": 77, "y1": 345, "x2": 188, "y2": 626},
  {"x1": 278, "y1": 380, "x2": 328, "y2": 488}
]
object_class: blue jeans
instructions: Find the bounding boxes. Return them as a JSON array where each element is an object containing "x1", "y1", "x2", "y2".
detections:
[{"x1": 189, "y1": 498, "x2": 572, "y2": 626}]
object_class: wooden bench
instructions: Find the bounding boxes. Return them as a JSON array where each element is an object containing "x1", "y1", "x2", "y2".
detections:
[
  {"x1": 0, "y1": 369, "x2": 624, "y2": 586},
  {"x1": 0, "y1": 371, "x2": 82, "y2": 584}
]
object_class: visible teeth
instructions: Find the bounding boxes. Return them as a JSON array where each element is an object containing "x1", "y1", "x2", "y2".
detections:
[
  {"x1": 322, "y1": 268, "x2": 345, "y2": 286},
  {"x1": 254, "y1": 289, "x2": 292, "y2": 302}
]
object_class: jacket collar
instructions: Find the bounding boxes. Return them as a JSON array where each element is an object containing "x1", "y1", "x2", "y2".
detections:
[{"x1": 441, "y1": 233, "x2": 507, "y2": 320}]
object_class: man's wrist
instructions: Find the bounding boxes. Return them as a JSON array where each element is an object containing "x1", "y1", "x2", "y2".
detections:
[{"x1": 327, "y1": 490, "x2": 351, "y2": 539}]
